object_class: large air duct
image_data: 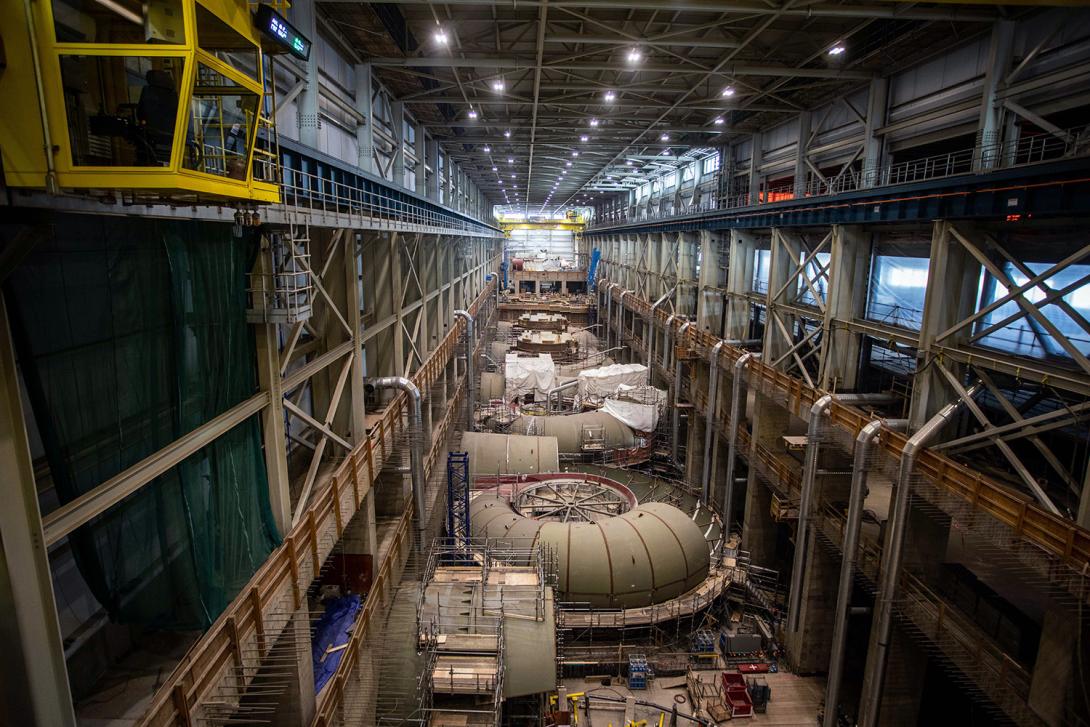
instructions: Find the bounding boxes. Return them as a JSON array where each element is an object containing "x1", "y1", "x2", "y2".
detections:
[
  {"x1": 859, "y1": 384, "x2": 982, "y2": 727},
  {"x1": 671, "y1": 321, "x2": 692, "y2": 464},
  {"x1": 471, "y1": 494, "x2": 710, "y2": 608},
  {"x1": 824, "y1": 418, "x2": 906, "y2": 727},
  {"x1": 646, "y1": 287, "x2": 675, "y2": 371},
  {"x1": 508, "y1": 411, "x2": 635, "y2": 453},
  {"x1": 454, "y1": 309, "x2": 475, "y2": 430},
  {"x1": 460, "y1": 432, "x2": 560, "y2": 476},
  {"x1": 367, "y1": 377, "x2": 426, "y2": 536},
  {"x1": 701, "y1": 341, "x2": 727, "y2": 504},
  {"x1": 722, "y1": 352, "x2": 758, "y2": 532}
]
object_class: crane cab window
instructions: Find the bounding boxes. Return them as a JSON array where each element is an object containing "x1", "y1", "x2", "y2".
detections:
[
  {"x1": 195, "y1": 4, "x2": 258, "y2": 81},
  {"x1": 183, "y1": 64, "x2": 258, "y2": 179},
  {"x1": 52, "y1": 0, "x2": 185, "y2": 45},
  {"x1": 60, "y1": 55, "x2": 184, "y2": 167}
]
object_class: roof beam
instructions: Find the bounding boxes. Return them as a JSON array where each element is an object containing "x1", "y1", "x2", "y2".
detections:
[{"x1": 333, "y1": 0, "x2": 996, "y2": 22}]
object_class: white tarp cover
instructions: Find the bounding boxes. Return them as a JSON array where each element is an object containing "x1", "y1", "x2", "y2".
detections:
[
  {"x1": 601, "y1": 399, "x2": 659, "y2": 432},
  {"x1": 505, "y1": 353, "x2": 556, "y2": 400},
  {"x1": 615, "y1": 384, "x2": 670, "y2": 407},
  {"x1": 577, "y1": 363, "x2": 649, "y2": 398}
]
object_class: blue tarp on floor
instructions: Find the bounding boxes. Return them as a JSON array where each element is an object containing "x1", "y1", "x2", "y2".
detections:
[{"x1": 312, "y1": 594, "x2": 363, "y2": 693}]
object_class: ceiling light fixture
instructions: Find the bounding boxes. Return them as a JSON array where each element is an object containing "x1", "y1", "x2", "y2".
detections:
[
  {"x1": 604, "y1": 90, "x2": 616, "y2": 101},
  {"x1": 504, "y1": 130, "x2": 512, "y2": 138},
  {"x1": 580, "y1": 135, "x2": 589, "y2": 142},
  {"x1": 660, "y1": 133, "x2": 670, "y2": 141},
  {"x1": 467, "y1": 109, "x2": 478, "y2": 119},
  {"x1": 589, "y1": 118, "x2": 599, "y2": 127},
  {"x1": 828, "y1": 43, "x2": 846, "y2": 56},
  {"x1": 492, "y1": 166, "x2": 498, "y2": 171},
  {"x1": 565, "y1": 161, "x2": 572, "y2": 167},
  {"x1": 507, "y1": 157, "x2": 514, "y2": 163},
  {"x1": 434, "y1": 29, "x2": 448, "y2": 45},
  {"x1": 483, "y1": 145, "x2": 491, "y2": 153},
  {"x1": 492, "y1": 79, "x2": 505, "y2": 92},
  {"x1": 721, "y1": 86, "x2": 735, "y2": 97},
  {"x1": 713, "y1": 117, "x2": 724, "y2": 126},
  {"x1": 572, "y1": 151, "x2": 579, "y2": 157},
  {"x1": 626, "y1": 48, "x2": 641, "y2": 64}
]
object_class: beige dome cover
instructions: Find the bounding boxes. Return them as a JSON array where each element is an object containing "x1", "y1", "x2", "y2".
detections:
[{"x1": 470, "y1": 494, "x2": 710, "y2": 608}]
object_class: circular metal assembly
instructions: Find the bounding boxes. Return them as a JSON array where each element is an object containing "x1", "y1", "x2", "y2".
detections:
[{"x1": 514, "y1": 477, "x2": 632, "y2": 522}]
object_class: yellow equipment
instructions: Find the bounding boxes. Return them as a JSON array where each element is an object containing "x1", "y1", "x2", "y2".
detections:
[{"x1": 0, "y1": 0, "x2": 281, "y2": 203}]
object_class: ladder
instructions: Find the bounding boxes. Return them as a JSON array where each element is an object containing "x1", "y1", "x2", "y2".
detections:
[{"x1": 446, "y1": 451, "x2": 470, "y2": 548}]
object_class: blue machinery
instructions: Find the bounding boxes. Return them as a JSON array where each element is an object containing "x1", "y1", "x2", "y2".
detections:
[
  {"x1": 587, "y1": 248, "x2": 601, "y2": 291},
  {"x1": 446, "y1": 451, "x2": 470, "y2": 547}
]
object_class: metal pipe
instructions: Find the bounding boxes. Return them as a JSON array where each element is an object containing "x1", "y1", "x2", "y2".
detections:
[
  {"x1": 722, "y1": 352, "x2": 758, "y2": 534},
  {"x1": 545, "y1": 379, "x2": 579, "y2": 412},
  {"x1": 367, "y1": 377, "x2": 426, "y2": 535},
  {"x1": 454, "y1": 310, "x2": 475, "y2": 431},
  {"x1": 671, "y1": 322, "x2": 692, "y2": 464},
  {"x1": 701, "y1": 341, "x2": 726, "y2": 504},
  {"x1": 788, "y1": 392, "x2": 897, "y2": 633},
  {"x1": 786, "y1": 394, "x2": 835, "y2": 633},
  {"x1": 617, "y1": 290, "x2": 630, "y2": 353},
  {"x1": 489, "y1": 270, "x2": 499, "y2": 310},
  {"x1": 823, "y1": 417, "x2": 904, "y2": 727},
  {"x1": 858, "y1": 385, "x2": 981, "y2": 727},
  {"x1": 23, "y1": 0, "x2": 58, "y2": 193},
  {"x1": 663, "y1": 314, "x2": 678, "y2": 371},
  {"x1": 605, "y1": 282, "x2": 619, "y2": 350},
  {"x1": 646, "y1": 287, "x2": 675, "y2": 371}
]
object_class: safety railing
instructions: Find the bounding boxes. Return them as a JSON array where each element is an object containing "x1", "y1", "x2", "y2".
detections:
[
  {"x1": 137, "y1": 280, "x2": 496, "y2": 727},
  {"x1": 604, "y1": 284, "x2": 1090, "y2": 576},
  {"x1": 278, "y1": 165, "x2": 498, "y2": 235},
  {"x1": 588, "y1": 126, "x2": 1090, "y2": 230}
]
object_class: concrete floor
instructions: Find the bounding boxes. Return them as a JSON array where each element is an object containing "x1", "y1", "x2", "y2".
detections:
[{"x1": 563, "y1": 669, "x2": 824, "y2": 726}]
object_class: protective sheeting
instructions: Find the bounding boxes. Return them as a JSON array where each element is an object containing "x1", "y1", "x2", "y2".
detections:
[
  {"x1": 577, "y1": 363, "x2": 648, "y2": 398},
  {"x1": 602, "y1": 398, "x2": 659, "y2": 432},
  {"x1": 7, "y1": 217, "x2": 280, "y2": 629},
  {"x1": 504, "y1": 352, "x2": 556, "y2": 400},
  {"x1": 312, "y1": 594, "x2": 363, "y2": 693}
]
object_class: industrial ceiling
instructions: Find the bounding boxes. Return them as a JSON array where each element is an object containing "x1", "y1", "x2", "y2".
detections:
[{"x1": 318, "y1": 1, "x2": 1002, "y2": 211}]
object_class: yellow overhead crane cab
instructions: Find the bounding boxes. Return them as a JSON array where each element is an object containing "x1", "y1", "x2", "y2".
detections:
[{"x1": 0, "y1": 0, "x2": 304, "y2": 204}]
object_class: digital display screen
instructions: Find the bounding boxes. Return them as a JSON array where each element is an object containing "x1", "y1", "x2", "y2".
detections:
[{"x1": 254, "y1": 5, "x2": 311, "y2": 61}]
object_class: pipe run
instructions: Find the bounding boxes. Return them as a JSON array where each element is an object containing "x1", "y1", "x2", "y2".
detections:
[
  {"x1": 617, "y1": 290, "x2": 630, "y2": 350},
  {"x1": 604, "y1": 282, "x2": 619, "y2": 350},
  {"x1": 646, "y1": 287, "x2": 676, "y2": 371},
  {"x1": 367, "y1": 377, "x2": 426, "y2": 536},
  {"x1": 787, "y1": 392, "x2": 898, "y2": 634},
  {"x1": 454, "y1": 310, "x2": 475, "y2": 431},
  {"x1": 824, "y1": 418, "x2": 907, "y2": 727},
  {"x1": 701, "y1": 341, "x2": 727, "y2": 504},
  {"x1": 671, "y1": 321, "x2": 692, "y2": 465},
  {"x1": 545, "y1": 379, "x2": 579, "y2": 412},
  {"x1": 858, "y1": 384, "x2": 982, "y2": 727},
  {"x1": 663, "y1": 314, "x2": 678, "y2": 371},
  {"x1": 722, "y1": 352, "x2": 758, "y2": 534}
]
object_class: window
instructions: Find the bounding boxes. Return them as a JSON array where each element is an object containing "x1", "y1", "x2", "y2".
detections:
[
  {"x1": 60, "y1": 55, "x2": 184, "y2": 167},
  {"x1": 865, "y1": 255, "x2": 930, "y2": 330},
  {"x1": 195, "y1": 4, "x2": 258, "y2": 80},
  {"x1": 975, "y1": 262, "x2": 1090, "y2": 358},
  {"x1": 797, "y1": 252, "x2": 830, "y2": 307},
  {"x1": 752, "y1": 248, "x2": 771, "y2": 294},
  {"x1": 703, "y1": 155, "x2": 720, "y2": 175},
  {"x1": 663, "y1": 172, "x2": 677, "y2": 189},
  {"x1": 52, "y1": 0, "x2": 185, "y2": 44},
  {"x1": 183, "y1": 64, "x2": 258, "y2": 179}
]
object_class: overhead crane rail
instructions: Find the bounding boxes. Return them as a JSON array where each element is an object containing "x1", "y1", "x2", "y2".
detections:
[{"x1": 602, "y1": 285, "x2": 1090, "y2": 572}]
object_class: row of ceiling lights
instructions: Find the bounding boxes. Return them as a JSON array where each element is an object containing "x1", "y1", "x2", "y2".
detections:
[{"x1": 434, "y1": 26, "x2": 844, "y2": 204}]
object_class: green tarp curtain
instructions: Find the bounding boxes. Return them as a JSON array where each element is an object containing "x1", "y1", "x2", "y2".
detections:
[{"x1": 5, "y1": 215, "x2": 281, "y2": 629}]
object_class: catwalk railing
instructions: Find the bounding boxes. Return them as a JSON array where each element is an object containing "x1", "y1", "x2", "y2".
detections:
[
  {"x1": 589, "y1": 126, "x2": 1090, "y2": 230},
  {"x1": 603, "y1": 285, "x2": 1090, "y2": 574},
  {"x1": 137, "y1": 280, "x2": 496, "y2": 727}
]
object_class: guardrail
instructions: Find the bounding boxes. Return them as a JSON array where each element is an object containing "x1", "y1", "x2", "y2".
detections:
[
  {"x1": 137, "y1": 281, "x2": 495, "y2": 727},
  {"x1": 590, "y1": 127, "x2": 1090, "y2": 229},
  {"x1": 604, "y1": 285, "x2": 1090, "y2": 575}
]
